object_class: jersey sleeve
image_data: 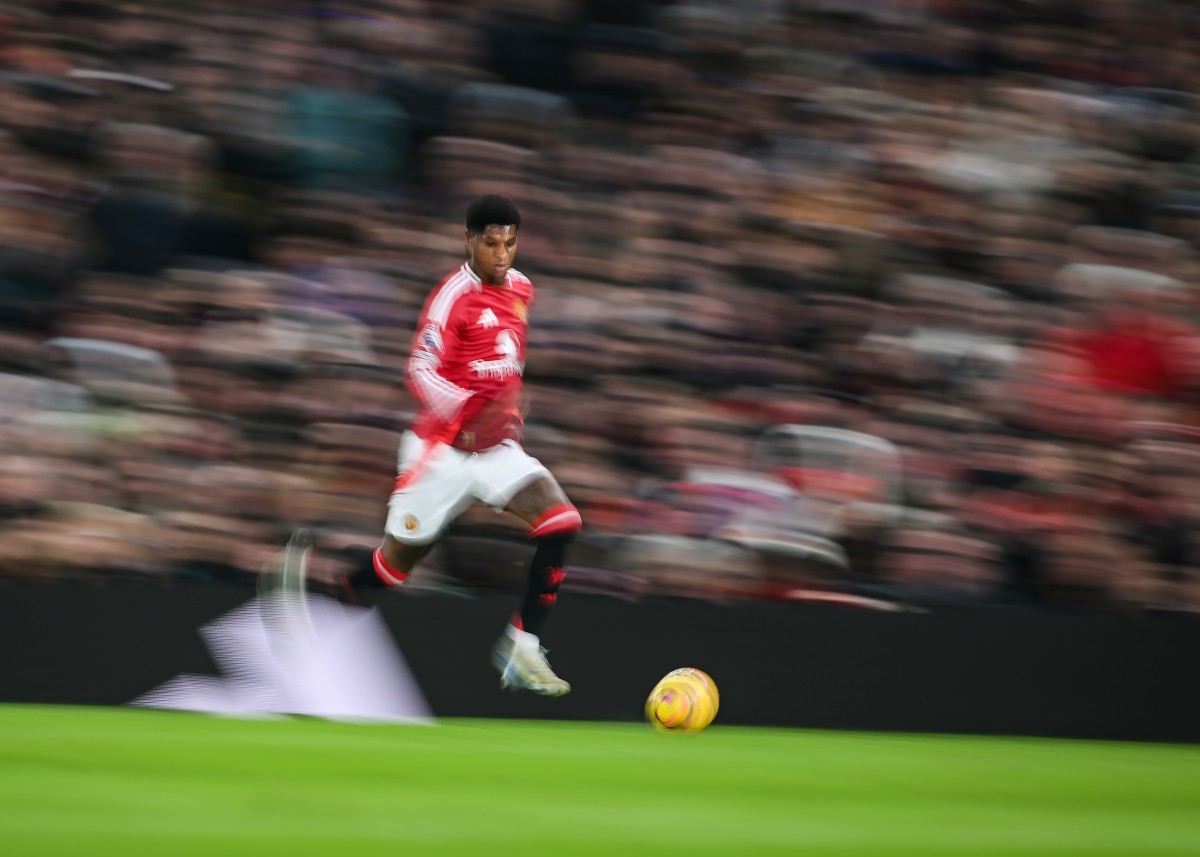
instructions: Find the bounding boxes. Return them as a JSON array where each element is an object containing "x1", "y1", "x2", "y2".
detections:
[{"x1": 406, "y1": 299, "x2": 473, "y2": 424}]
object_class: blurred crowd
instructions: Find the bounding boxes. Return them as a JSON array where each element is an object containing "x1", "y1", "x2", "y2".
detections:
[{"x1": 1, "y1": 0, "x2": 1199, "y2": 611}]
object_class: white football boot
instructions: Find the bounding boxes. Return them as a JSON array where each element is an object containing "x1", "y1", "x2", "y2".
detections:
[{"x1": 491, "y1": 626, "x2": 571, "y2": 696}]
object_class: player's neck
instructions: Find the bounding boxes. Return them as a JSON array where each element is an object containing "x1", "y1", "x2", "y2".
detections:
[{"x1": 467, "y1": 262, "x2": 509, "y2": 288}]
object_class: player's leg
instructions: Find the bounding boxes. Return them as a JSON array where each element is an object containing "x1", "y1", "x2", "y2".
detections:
[
  {"x1": 472, "y1": 445, "x2": 581, "y2": 695},
  {"x1": 280, "y1": 434, "x2": 470, "y2": 599},
  {"x1": 504, "y1": 476, "x2": 582, "y2": 639},
  {"x1": 346, "y1": 437, "x2": 473, "y2": 593},
  {"x1": 341, "y1": 535, "x2": 431, "y2": 592}
]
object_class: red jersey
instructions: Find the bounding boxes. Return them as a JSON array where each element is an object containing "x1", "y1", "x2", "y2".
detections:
[{"x1": 407, "y1": 262, "x2": 535, "y2": 451}]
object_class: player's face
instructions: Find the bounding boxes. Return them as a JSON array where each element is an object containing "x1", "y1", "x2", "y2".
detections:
[{"x1": 467, "y1": 224, "x2": 518, "y2": 285}]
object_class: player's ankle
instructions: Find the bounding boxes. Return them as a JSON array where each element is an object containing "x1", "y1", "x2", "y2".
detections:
[{"x1": 503, "y1": 622, "x2": 540, "y2": 649}]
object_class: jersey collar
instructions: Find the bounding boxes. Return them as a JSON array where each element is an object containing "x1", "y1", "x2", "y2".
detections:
[{"x1": 463, "y1": 262, "x2": 510, "y2": 289}]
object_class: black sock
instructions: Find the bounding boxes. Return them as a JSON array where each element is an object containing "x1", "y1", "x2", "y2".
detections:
[
  {"x1": 518, "y1": 533, "x2": 572, "y2": 638},
  {"x1": 340, "y1": 546, "x2": 390, "y2": 589}
]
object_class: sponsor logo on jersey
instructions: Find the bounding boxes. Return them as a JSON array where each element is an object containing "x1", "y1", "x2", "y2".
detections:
[
  {"x1": 477, "y1": 308, "x2": 499, "y2": 328},
  {"x1": 469, "y1": 329, "x2": 524, "y2": 379}
]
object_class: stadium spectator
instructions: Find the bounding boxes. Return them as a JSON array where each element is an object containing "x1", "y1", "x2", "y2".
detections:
[{"x1": 0, "y1": 0, "x2": 1197, "y2": 616}]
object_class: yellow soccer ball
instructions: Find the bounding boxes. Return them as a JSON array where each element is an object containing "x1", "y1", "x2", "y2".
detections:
[{"x1": 645, "y1": 668, "x2": 719, "y2": 733}]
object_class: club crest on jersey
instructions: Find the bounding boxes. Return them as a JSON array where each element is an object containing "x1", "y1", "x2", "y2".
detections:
[
  {"x1": 513, "y1": 299, "x2": 527, "y2": 323},
  {"x1": 476, "y1": 308, "x2": 499, "y2": 328}
]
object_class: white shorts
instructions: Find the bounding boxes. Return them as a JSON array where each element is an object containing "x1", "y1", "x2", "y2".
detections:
[{"x1": 385, "y1": 431, "x2": 551, "y2": 544}]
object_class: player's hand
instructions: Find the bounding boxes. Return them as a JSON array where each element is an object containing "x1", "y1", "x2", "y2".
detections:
[{"x1": 454, "y1": 389, "x2": 525, "y2": 450}]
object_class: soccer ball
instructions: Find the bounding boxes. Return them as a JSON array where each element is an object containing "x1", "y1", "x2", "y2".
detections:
[{"x1": 645, "y1": 668, "x2": 719, "y2": 733}]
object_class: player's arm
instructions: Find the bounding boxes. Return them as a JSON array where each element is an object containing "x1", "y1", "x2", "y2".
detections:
[{"x1": 406, "y1": 316, "x2": 474, "y2": 431}]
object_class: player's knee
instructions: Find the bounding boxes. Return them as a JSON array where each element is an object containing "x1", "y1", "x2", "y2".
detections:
[
  {"x1": 382, "y1": 535, "x2": 429, "y2": 572},
  {"x1": 527, "y1": 503, "x2": 582, "y2": 540}
]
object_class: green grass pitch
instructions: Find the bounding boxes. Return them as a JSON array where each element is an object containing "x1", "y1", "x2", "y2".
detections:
[{"x1": 1, "y1": 705, "x2": 1198, "y2": 856}]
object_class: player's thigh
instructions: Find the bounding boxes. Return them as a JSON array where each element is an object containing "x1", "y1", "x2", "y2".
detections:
[
  {"x1": 470, "y1": 441, "x2": 558, "y2": 520},
  {"x1": 385, "y1": 436, "x2": 474, "y2": 544},
  {"x1": 504, "y1": 475, "x2": 573, "y2": 528}
]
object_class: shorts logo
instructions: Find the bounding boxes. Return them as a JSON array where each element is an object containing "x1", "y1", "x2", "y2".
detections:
[{"x1": 404, "y1": 515, "x2": 419, "y2": 531}]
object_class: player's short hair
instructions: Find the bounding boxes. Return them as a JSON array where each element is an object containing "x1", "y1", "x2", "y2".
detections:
[{"x1": 466, "y1": 194, "x2": 521, "y2": 235}]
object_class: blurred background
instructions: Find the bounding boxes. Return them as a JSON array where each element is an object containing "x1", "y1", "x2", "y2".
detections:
[{"x1": 0, "y1": 0, "x2": 1198, "y2": 613}]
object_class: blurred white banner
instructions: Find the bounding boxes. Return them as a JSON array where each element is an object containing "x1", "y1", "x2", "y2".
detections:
[{"x1": 133, "y1": 593, "x2": 434, "y2": 724}]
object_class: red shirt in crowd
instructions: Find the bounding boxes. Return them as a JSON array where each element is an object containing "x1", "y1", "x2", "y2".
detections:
[{"x1": 1069, "y1": 321, "x2": 1183, "y2": 399}]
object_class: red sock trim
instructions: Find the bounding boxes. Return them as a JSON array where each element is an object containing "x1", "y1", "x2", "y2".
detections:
[
  {"x1": 510, "y1": 613, "x2": 524, "y2": 632},
  {"x1": 528, "y1": 504, "x2": 582, "y2": 538},
  {"x1": 373, "y1": 547, "x2": 408, "y2": 586}
]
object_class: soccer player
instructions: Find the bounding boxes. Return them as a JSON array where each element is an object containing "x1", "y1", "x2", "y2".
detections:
[{"x1": 281, "y1": 194, "x2": 579, "y2": 696}]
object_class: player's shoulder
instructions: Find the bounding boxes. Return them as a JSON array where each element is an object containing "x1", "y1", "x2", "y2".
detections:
[
  {"x1": 432, "y1": 263, "x2": 483, "y2": 295},
  {"x1": 426, "y1": 264, "x2": 483, "y2": 323},
  {"x1": 508, "y1": 268, "x2": 536, "y2": 299}
]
